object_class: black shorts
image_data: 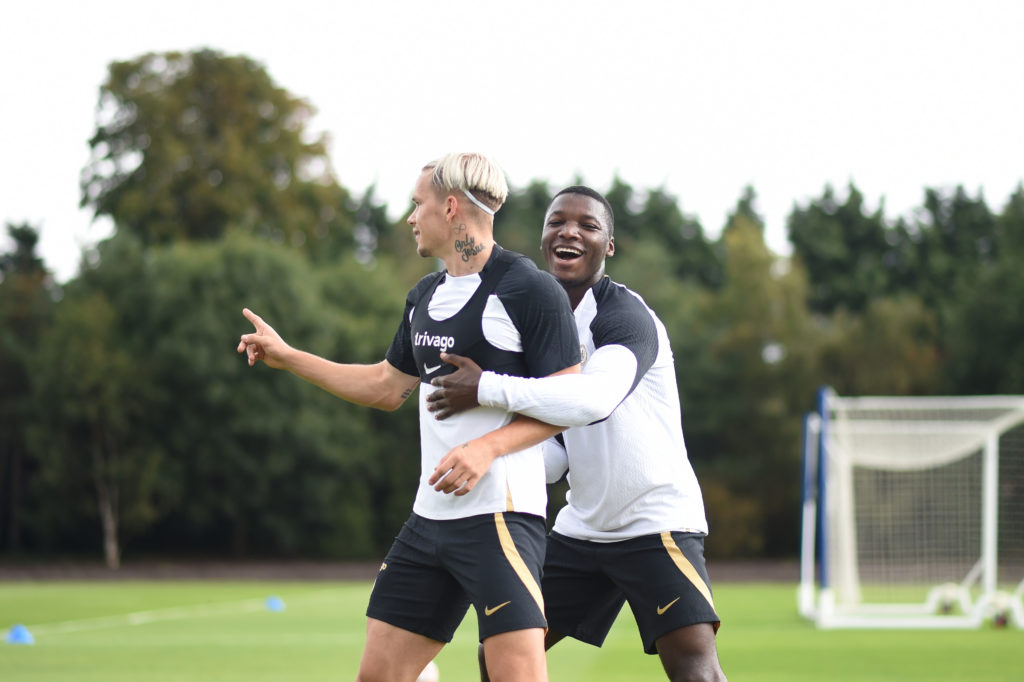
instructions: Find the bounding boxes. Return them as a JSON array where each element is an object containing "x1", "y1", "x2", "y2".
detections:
[
  {"x1": 366, "y1": 512, "x2": 547, "y2": 642},
  {"x1": 543, "y1": 530, "x2": 720, "y2": 655}
]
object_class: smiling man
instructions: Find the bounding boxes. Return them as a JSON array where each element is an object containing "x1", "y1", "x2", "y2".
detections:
[
  {"x1": 426, "y1": 186, "x2": 727, "y2": 682},
  {"x1": 238, "y1": 154, "x2": 581, "y2": 682}
]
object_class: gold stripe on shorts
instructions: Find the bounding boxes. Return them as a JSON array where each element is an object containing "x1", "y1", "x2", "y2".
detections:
[
  {"x1": 661, "y1": 531, "x2": 715, "y2": 610},
  {"x1": 494, "y1": 512, "x2": 544, "y2": 613}
]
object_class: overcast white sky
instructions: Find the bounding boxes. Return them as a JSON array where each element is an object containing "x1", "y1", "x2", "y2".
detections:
[{"x1": 2, "y1": 0, "x2": 1022, "y2": 282}]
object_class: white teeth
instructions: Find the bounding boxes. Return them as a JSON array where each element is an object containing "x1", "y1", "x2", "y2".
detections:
[{"x1": 555, "y1": 247, "x2": 583, "y2": 257}]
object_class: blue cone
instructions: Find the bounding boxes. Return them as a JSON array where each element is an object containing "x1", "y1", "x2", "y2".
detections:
[
  {"x1": 6, "y1": 624, "x2": 34, "y2": 645},
  {"x1": 265, "y1": 596, "x2": 285, "y2": 612}
]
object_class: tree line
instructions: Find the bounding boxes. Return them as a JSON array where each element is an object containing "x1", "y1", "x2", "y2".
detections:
[{"x1": 2, "y1": 49, "x2": 1022, "y2": 567}]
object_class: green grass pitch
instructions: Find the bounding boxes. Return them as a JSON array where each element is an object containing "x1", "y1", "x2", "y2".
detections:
[{"x1": 1, "y1": 580, "x2": 1020, "y2": 681}]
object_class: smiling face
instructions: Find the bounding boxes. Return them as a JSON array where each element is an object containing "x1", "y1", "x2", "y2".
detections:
[{"x1": 542, "y1": 192, "x2": 615, "y2": 305}]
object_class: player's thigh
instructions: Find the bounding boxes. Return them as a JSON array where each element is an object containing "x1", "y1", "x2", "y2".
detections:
[
  {"x1": 357, "y1": 617, "x2": 445, "y2": 682},
  {"x1": 655, "y1": 622, "x2": 726, "y2": 681},
  {"x1": 481, "y1": 627, "x2": 548, "y2": 682}
]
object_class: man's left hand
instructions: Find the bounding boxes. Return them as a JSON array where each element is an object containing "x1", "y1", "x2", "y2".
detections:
[
  {"x1": 425, "y1": 352, "x2": 483, "y2": 419},
  {"x1": 429, "y1": 439, "x2": 498, "y2": 495}
]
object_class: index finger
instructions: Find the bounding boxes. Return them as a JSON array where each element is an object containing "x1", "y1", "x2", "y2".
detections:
[
  {"x1": 241, "y1": 307, "x2": 264, "y2": 331},
  {"x1": 440, "y1": 352, "x2": 467, "y2": 367},
  {"x1": 428, "y1": 454, "x2": 453, "y2": 485}
]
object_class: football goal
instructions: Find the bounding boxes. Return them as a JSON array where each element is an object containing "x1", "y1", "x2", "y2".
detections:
[{"x1": 799, "y1": 387, "x2": 1024, "y2": 628}]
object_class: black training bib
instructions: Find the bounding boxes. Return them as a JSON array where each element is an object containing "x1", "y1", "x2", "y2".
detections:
[{"x1": 409, "y1": 247, "x2": 529, "y2": 384}]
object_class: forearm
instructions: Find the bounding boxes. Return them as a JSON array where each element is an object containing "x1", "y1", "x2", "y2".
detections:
[
  {"x1": 468, "y1": 415, "x2": 566, "y2": 462},
  {"x1": 431, "y1": 415, "x2": 567, "y2": 495},
  {"x1": 477, "y1": 345, "x2": 637, "y2": 427},
  {"x1": 282, "y1": 350, "x2": 416, "y2": 411}
]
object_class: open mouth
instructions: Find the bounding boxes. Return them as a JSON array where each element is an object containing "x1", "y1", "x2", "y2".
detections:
[{"x1": 553, "y1": 246, "x2": 583, "y2": 261}]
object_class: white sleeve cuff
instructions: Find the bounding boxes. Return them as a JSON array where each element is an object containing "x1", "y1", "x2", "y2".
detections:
[{"x1": 478, "y1": 370, "x2": 506, "y2": 409}]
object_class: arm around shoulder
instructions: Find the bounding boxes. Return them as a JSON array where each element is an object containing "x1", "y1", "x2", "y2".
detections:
[{"x1": 477, "y1": 344, "x2": 638, "y2": 427}]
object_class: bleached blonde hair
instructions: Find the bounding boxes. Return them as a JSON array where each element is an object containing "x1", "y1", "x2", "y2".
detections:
[{"x1": 423, "y1": 152, "x2": 509, "y2": 215}]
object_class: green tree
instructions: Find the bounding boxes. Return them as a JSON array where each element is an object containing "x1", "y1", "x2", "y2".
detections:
[
  {"x1": 29, "y1": 288, "x2": 165, "y2": 568},
  {"x1": 726, "y1": 185, "x2": 763, "y2": 233},
  {"x1": 684, "y1": 213, "x2": 818, "y2": 557},
  {"x1": 817, "y1": 296, "x2": 942, "y2": 396},
  {"x1": 493, "y1": 180, "x2": 552, "y2": 267},
  {"x1": 945, "y1": 262, "x2": 1024, "y2": 394},
  {"x1": 635, "y1": 187, "x2": 721, "y2": 288},
  {"x1": 27, "y1": 229, "x2": 421, "y2": 562},
  {"x1": 944, "y1": 188, "x2": 1024, "y2": 394},
  {"x1": 0, "y1": 223, "x2": 55, "y2": 552},
  {"x1": 128, "y1": 234, "x2": 412, "y2": 558},
  {"x1": 27, "y1": 233, "x2": 172, "y2": 567},
  {"x1": 349, "y1": 185, "x2": 395, "y2": 266},
  {"x1": 80, "y1": 49, "x2": 355, "y2": 255},
  {"x1": 604, "y1": 176, "x2": 643, "y2": 245},
  {"x1": 909, "y1": 186, "x2": 997, "y2": 313},
  {"x1": 788, "y1": 183, "x2": 896, "y2": 313},
  {"x1": 995, "y1": 184, "x2": 1024, "y2": 256},
  {"x1": 42, "y1": 47, "x2": 440, "y2": 563}
]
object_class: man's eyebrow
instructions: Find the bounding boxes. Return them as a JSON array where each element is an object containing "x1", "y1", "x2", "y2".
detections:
[{"x1": 547, "y1": 210, "x2": 601, "y2": 222}]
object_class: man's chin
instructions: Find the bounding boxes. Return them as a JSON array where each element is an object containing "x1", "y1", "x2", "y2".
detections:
[
  {"x1": 554, "y1": 272, "x2": 588, "y2": 288},
  {"x1": 549, "y1": 262, "x2": 583, "y2": 283}
]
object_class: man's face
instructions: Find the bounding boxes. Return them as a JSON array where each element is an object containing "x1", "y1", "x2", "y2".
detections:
[
  {"x1": 541, "y1": 193, "x2": 614, "y2": 288},
  {"x1": 407, "y1": 169, "x2": 449, "y2": 258}
]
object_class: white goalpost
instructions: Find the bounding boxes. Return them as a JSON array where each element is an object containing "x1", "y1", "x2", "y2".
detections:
[{"x1": 799, "y1": 387, "x2": 1024, "y2": 629}]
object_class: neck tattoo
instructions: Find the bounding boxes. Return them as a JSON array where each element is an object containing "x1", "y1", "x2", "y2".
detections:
[{"x1": 453, "y1": 225, "x2": 484, "y2": 261}]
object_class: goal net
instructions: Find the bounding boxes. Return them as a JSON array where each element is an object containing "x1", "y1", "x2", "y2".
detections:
[{"x1": 799, "y1": 388, "x2": 1024, "y2": 628}]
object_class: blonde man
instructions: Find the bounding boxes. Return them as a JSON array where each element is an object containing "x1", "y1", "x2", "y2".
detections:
[{"x1": 238, "y1": 153, "x2": 580, "y2": 682}]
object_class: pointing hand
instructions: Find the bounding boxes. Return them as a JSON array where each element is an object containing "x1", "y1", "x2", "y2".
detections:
[{"x1": 237, "y1": 308, "x2": 291, "y2": 369}]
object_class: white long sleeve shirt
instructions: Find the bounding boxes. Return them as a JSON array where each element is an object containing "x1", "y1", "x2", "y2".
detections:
[{"x1": 477, "y1": 277, "x2": 708, "y2": 542}]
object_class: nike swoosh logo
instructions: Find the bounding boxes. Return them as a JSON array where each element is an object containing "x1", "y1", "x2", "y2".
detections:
[
  {"x1": 484, "y1": 601, "x2": 511, "y2": 616},
  {"x1": 424, "y1": 363, "x2": 442, "y2": 374},
  {"x1": 656, "y1": 597, "x2": 681, "y2": 615}
]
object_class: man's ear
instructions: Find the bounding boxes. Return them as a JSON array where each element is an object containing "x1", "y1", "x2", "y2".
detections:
[
  {"x1": 445, "y1": 194, "x2": 458, "y2": 222},
  {"x1": 607, "y1": 236, "x2": 615, "y2": 257}
]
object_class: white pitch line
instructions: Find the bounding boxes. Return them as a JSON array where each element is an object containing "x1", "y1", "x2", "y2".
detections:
[
  {"x1": 23, "y1": 587, "x2": 349, "y2": 637},
  {"x1": 28, "y1": 599, "x2": 267, "y2": 636}
]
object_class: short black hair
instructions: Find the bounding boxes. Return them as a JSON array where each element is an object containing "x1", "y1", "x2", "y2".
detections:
[{"x1": 552, "y1": 185, "x2": 615, "y2": 236}]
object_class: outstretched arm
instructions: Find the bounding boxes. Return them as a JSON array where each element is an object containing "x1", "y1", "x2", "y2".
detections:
[{"x1": 237, "y1": 308, "x2": 419, "y2": 411}]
